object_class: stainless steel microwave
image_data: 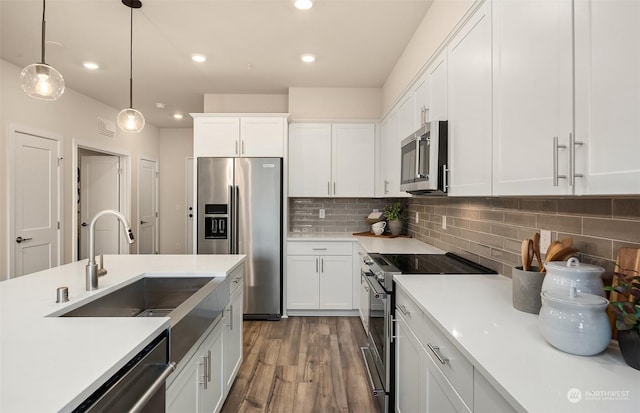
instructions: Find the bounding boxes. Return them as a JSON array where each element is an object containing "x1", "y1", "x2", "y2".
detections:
[{"x1": 400, "y1": 120, "x2": 448, "y2": 194}]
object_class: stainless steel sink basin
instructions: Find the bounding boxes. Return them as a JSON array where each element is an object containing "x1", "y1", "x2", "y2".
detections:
[{"x1": 59, "y1": 275, "x2": 230, "y2": 365}]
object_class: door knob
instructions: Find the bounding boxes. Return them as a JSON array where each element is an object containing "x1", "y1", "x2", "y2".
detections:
[
  {"x1": 81, "y1": 222, "x2": 88, "y2": 227},
  {"x1": 16, "y1": 236, "x2": 33, "y2": 243},
  {"x1": 140, "y1": 220, "x2": 148, "y2": 225}
]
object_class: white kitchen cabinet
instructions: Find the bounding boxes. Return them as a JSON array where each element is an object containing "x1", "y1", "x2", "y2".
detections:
[
  {"x1": 492, "y1": 0, "x2": 574, "y2": 195},
  {"x1": 396, "y1": 93, "x2": 414, "y2": 141},
  {"x1": 379, "y1": 111, "x2": 410, "y2": 197},
  {"x1": 192, "y1": 114, "x2": 287, "y2": 158},
  {"x1": 413, "y1": 72, "x2": 429, "y2": 130},
  {"x1": 286, "y1": 241, "x2": 353, "y2": 311},
  {"x1": 166, "y1": 320, "x2": 224, "y2": 413},
  {"x1": 473, "y1": 370, "x2": 516, "y2": 413},
  {"x1": 574, "y1": 0, "x2": 640, "y2": 195},
  {"x1": 447, "y1": 0, "x2": 492, "y2": 196},
  {"x1": 288, "y1": 123, "x2": 375, "y2": 197},
  {"x1": 395, "y1": 313, "x2": 424, "y2": 413},
  {"x1": 223, "y1": 269, "x2": 244, "y2": 394},
  {"x1": 427, "y1": 51, "x2": 448, "y2": 123}
]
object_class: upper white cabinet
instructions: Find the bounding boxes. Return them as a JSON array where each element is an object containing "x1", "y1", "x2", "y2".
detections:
[
  {"x1": 427, "y1": 51, "x2": 448, "y2": 123},
  {"x1": 380, "y1": 110, "x2": 410, "y2": 197},
  {"x1": 574, "y1": 0, "x2": 640, "y2": 195},
  {"x1": 447, "y1": 1, "x2": 492, "y2": 196},
  {"x1": 396, "y1": 93, "x2": 415, "y2": 140},
  {"x1": 193, "y1": 114, "x2": 287, "y2": 158},
  {"x1": 492, "y1": 0, "x2": 574, "y2": 195},
  {"x1": 288, "y1": 122, "x2": 375, "y2": 197}
]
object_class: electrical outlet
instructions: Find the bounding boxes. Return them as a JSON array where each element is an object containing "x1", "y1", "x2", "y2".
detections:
[
  {"x1": 415, "y1": 211, "x2": 420, "y2": 223},
  {"x1": 373, "y1": 209, "x2": 379, "y2": 213},
  {"x1": 319, "y1": 208, "x2": 325, "y2": 219},
  {"x1": 540, "y1": 230, "x2": 552, "y2": 254},
  {"x1": 442, "y1": 215, "x2": 447, "y2": 230}
]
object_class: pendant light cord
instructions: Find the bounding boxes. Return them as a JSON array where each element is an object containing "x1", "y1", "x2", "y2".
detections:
[
  {"x1": 129, "y1": 6, "x2": 134, "y2": 109},
  {"x1": 40, "y1": 0, "x2": 46, "y2": 64}
]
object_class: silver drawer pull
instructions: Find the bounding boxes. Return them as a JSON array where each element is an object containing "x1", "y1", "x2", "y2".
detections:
[
  {"x1": 427, "y1": 343, "x2": 449, "y2": 365},
  {"x1": 312, "y1": 248, "x2": 327, "y2": 251},
  {"x1": 397, "y1": 305, "x2": 410, "y2": 316}
]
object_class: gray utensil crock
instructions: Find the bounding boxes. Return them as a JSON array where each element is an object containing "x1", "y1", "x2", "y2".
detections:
[{"x1": 512, "y1": 266, "x2": 545, "y2": 314}]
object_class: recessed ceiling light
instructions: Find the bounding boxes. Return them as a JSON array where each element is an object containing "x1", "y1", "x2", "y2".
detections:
[
  {"x1": 294, "y1": 0, "x2": 313, "y2": 10},
  {"x1": 301, "y1": 54, "x2": 316, "y2": 63},
  {"x1": 83, "y1": 62, "x2": 99, "y2": 70},
  {"x1": 173, "y1": 113, "x2": 184, "y2": 120},
  {"x1": 46, "y1": 40, "x2": 64, "y2": 48},
  {"x1": 155, "y1": 102, "x2": 166, "y2": 109},
  {"x1": 192, "y1": 54, "x2": 207, "y2": 63}
]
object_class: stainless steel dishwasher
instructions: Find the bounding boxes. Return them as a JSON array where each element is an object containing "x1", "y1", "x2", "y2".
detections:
[{"x1": 72, "y1": 330, "x2": 175, "y2": 413}]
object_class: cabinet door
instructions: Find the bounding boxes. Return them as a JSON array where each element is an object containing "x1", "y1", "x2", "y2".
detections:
[
  {"x1": 473, "y1": 370, "x2": 516, "y2": 413},
  {"x1": 288, "y1": 123, "x2": 332, "y2": 197},
  {"x1": 194, "y1": 117, "x2": 240, "y2": 157},
  {"x1": 223, "y1": 284, "x2": 244, "y2": 393},
  {"x1": 167, "y1": 358, "x2": 200, "y2": 413},
  {"x1": 422, "y1": 346, "x2": 472, "y2": 413},
  {"x1": 331, "y1": 123, "x2": 375, "y2": 197},
  {"x1": 396, "y1": 93, "x2": 415, "y2": 139},
  {"x1": 447, "y1": 1, "x2": 492, "y2": 196},
  {"x1": 395, "y1": 315, "x2": 424, "y2": 413},
  {"x1": 413, "y1": 72, "x2": 429, "y2": 130},
  {"x1": 240, "y1": 117, "x2": 285, "y2": 157},
  {"x1": 492, "y1": 0, "x2": 573, "y2": 195},
  {"x1": 200, "y1": 325, "x2": 224, "y2": 413},
  {"x1": 318, "y1": 255, "x2": 353, "y2": 310},
  {"x1": 286, "y1": 255, "x2": 320, "y2": 309},
  {"x1": 380, "y1": 111, "x2": 410, "y2": 197},
  {"x1": 574, "y1": 0, "x2": 640, "y2": 195},
  {"x1": 428, "y1": 51, "x2": 448, "y2": 122}
]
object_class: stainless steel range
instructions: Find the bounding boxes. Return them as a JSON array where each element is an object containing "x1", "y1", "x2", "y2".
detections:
[{"x1": 359, "y1": 252, "x2": 496, "y2": 412}]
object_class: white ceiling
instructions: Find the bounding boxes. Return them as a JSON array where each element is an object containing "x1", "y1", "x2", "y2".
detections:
[{"x1": 1, "y1": 0, "x2": 433, "y2": 128}]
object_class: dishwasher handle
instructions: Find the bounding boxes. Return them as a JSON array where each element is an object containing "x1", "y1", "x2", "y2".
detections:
[{"x1": 127, "y1": 362, "x2": 176, "y2": 413}]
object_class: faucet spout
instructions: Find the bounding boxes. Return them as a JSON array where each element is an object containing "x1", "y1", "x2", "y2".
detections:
[{"x1": 86, "y1": 209, "x2": 135, "y2": 291}]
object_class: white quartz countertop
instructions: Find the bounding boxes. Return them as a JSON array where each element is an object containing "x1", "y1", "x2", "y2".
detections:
[
  {"x1": 355, "y1": 235, "x2": 445, "y2": 254},
  {"x1": 394, "y1": 274, "x2": 640, "y2": 413},
  {"x1": 287, "y1": 232, "x2": 359, "y2": 242},
  {"x1": 0, "y1": 254, "x2": 245, "y2": 413}
]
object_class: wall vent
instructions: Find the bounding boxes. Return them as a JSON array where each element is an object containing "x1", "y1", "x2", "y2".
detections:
[{"x1": 97, "y1": 117, "x2": 116, "y2": 139}]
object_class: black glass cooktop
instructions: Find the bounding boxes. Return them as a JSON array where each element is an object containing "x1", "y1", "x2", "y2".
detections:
[{"x1": 379, "y1": 252, "x2": 496, "y2": 275}]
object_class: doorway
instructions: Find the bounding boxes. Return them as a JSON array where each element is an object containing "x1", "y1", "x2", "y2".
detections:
[
  {"x1": 72, "y1": 141, "x2": 130, "y2": 262},
  {"x1": 138, "y1": 158, "x2": 158, "y2": 254},
  {"x1": 9, "y1": 125, "x2": 62, "y2": 277}
]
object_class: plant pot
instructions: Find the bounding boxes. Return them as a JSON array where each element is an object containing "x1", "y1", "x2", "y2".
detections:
[
  {"x1": 618, "y1": 329, "x2": 640, "y2": 370},
  {"x1": 388, "y1": 220, "x2": 403, "y2": 236}
]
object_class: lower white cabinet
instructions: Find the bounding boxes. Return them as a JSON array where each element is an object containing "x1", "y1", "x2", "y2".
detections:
[
  {"x1": 286, "y1": 241, "x2": 354, "y2": 311},
  {"x1": 223, "y1": 271, "x2": 244, "y2": 394},
  {"x1": 167, "y1": 323, "x2": 224, "y2": 413}
]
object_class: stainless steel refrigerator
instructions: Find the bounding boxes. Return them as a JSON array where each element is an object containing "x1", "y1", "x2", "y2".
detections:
[{"x1": 197, "y1": 157, "x2": 282, "y2": 320}]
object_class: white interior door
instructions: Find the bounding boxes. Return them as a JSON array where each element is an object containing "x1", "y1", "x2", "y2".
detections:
[
  {"x1": 138, "y1": 159, "x2": 158, "y2": 254},
  {"x1": 13, "y1": 131, "x2": 60, "y2": 277},
  {"x1": 80, "y1": 156, "x2": 120, "y2": 260},
  {"x1": 186, "y1": 157, "x2": 194, "y2": 254}
]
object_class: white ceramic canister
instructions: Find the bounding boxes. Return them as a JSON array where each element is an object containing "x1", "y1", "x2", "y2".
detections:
[
  {"x1": 542, "y1": 257, "x2": 605, "y2": 296},
  {"x1": 539, "y1": 288, "x2": 611, "y2": 356}
]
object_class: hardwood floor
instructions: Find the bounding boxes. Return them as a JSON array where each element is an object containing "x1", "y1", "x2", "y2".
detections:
[{"x1": 221, "y1": 316, "x2": 380, "y2": 413}]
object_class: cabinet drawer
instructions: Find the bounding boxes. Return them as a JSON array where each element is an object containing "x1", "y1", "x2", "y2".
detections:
[
  {"x1": 287, "y1": 241, "x2": 353, "y2": 256},
  {"x1": 228, "y1": 265, "x2": 244, "y2": 295},
  {"x1": 396, "y1": 284, "x2": 473, "y2": 408}
]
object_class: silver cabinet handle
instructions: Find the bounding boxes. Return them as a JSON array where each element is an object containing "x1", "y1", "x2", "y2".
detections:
[
  {"x1": 315, "y1": 258, "x2": 319, "y2": 273},
  {"x1": 207, "y1": 350, "x2": 212, "y2": 383},
  {"x1": 16, "y1": 237, "x2": 33, "y2": 244},
  {"x1": 333, "y1": 181, "x2": 336, "y2": 195},
  {"x1": 384, "y1": 180, "x2": 389, "y2": 194},
  {"x1": 312, "y1": 248, "x2": 327, "y2": 251},
  {"x1": 242, "y1": 140, "x2": 245, "y2": 155},
  {"x1": 202, "y1": 350, "x2": 211, "y2": 389},
  {"x1": 235, "y1": 140, "x2": 239, "y2": 155},
  {"x1": 427, "y1": 343, "x2": 449, "y2": 365},
  {"x1": 226, "y1": 304, "x2": 234, "y2": 330},
  {"x1": 442, "y1": 164, "x2": 449, "y2": 193},
  {"x1": 553, "y1": 136, "x2": 567, "y2": 186},
  {"x1": 320, "y1": 258, "x2": 324, "y2": 273},
  {"x1": 397, "y1": 304, "x2": 410, "y2": 316},
  {"x1": 569, "y1": 132, "x2": 584, "y2": 186},
  {"x1": 327, "y1": 181, "x2": 331, "y2": 195},
  {"x1": 127, "y1": 362, "x2": 175, "y2": 413}
]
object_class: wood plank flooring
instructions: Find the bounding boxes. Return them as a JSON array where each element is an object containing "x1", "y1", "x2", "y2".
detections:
[{"x1": 221, "y1": 316, "x2": 380, "y2": 413}]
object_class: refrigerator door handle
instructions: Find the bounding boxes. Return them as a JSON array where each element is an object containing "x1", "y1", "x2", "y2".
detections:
[
  {"x1": 228, "y1": 185, "x2": 234, "y2": 253},
  {"x1": 234, "y1": 185, "x2": 240, "y2": 254}
]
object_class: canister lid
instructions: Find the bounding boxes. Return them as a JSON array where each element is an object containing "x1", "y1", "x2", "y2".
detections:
[
  {"x1": 545, "y1": 257, "x2": 605, "y2": 274},
  {"x1": 541, "y1": 288, "x2": 608, "y2": 308}
]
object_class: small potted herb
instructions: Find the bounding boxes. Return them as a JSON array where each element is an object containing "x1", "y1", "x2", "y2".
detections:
[
  {"x1": 383, "y1": 202, "x2": 406, "y2": 236},
  {"x1": 605, "y1": 269, "x2": 640, "y2": 370}
]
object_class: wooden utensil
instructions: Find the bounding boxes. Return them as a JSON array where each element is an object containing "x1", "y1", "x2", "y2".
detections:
[
  {"x1": 533, "y1": 232, "x2": 543, "y2": 271},
  {"x1": 548, "y1": 247, "x2": 580, "y2": 262},
  {"x1": 560, "y1": 237, "x2": 573, "y2": 248},
  {"x1": 545, "y1": 241, "x2": 563, "y2": 261},
  {"x1": 521, "y1": 239, "x2": 534, "y2": 271}
]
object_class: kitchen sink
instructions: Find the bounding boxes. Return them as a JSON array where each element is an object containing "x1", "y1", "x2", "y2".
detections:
[{"x1": 58, "y1": 275, "x2": 230, "y2": 365}]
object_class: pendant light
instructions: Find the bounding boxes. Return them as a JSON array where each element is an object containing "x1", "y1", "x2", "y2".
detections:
[
  {"x1": 19, "y1": 0, "x2": 65, "y2": 100},
  {"x1": 117, "y1": 0, "x2": 145, "y2": 133}
]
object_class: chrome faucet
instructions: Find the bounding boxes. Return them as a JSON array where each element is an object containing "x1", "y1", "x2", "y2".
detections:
[{"x1": 86, "y1": 209, "x2": 135, "y2": 291}]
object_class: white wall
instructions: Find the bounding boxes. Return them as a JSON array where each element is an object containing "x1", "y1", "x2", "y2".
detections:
[
  {"x1": 288, "y1": 87, "x2": 382, "y2": 120},
  {"x1": 382, "y1": 0, "x2": 474, "y2": 115},
  {"x1": 0, "y1": 59, "x2": 160, "y2": 280},
  {"x1": 203, "y1": 93, "x2": 288, "y2": 113},
  {"x1": 158, "y1": 128, "x2": 193, "y2": 254}
]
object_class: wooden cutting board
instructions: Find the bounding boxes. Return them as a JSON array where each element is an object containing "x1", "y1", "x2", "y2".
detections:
[
  {"x1": 352, "y1": 231, "x2": 411, "y2": 239},
  {"x1": 608, "y1": 247, "x2": 640, "y2": 339}
]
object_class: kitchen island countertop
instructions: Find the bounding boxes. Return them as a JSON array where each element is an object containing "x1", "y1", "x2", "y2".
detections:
[
  {"x1": 394, "y1": 273, "x2": 640, "y2": 413},
  {"x1": 0, "y1": 254, "x2": 245, "y2": 413}
]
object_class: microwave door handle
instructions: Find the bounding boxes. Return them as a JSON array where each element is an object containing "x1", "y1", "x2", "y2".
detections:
[{"x1": 415, "y1": 137, "x2": 422, "y2": 179}]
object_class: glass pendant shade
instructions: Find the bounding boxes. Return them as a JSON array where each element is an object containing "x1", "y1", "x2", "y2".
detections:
[{"x1": 117, "y1": 108, "x2": 145, "y2": 133}]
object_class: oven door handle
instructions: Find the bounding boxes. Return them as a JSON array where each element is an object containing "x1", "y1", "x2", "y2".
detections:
[{"x1": 365, "y1": 274, "x2": 387, "y2": 299}]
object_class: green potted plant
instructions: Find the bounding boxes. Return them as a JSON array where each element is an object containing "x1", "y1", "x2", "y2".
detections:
[
  {"x1": 605, "y1": 269, "x2": 640, "y2": 370},
  {"x1": 383, "y1": 201, "x2": 405, "y2": 236}
]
